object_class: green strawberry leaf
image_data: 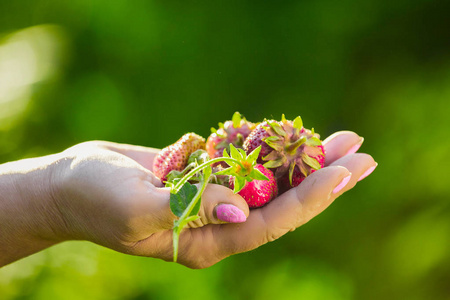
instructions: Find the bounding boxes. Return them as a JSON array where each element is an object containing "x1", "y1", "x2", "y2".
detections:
[
  {"x1": 302, "y1": 153, "x2": 321, "y2": 170},
  {"x1": 305, "y1": 136, "x2": 322, "y2": 146},
  {"x1": 238, "y1": 148, "x2": 247, "y2": 160},
  {"x1": 232, "y1": 111, "x2": 242, "y2": 128},
  {"x1": 223, "y1": 148, "x2": 230, "y2": 158},
  {"x1": 187, "y1": 149, "x2": 210, "y2": 165},
  {"x1": 229, "y1": 144, "x2": 242, "y2": 160},
  {"x1": 264, "y1": 159, "x2": 284, "y2": 169},
  {"x1": 233, "y1": 176, "x2": 247, "y2": 193},
  {"x1": 289, "y1": 162, "x2": 296, "y2": 185},
  {"x1": 293, "y1": 116, "x2": 303, "y2": 131},
  {"x1": 268, "y1": 121, "x2": 287, "y2": 137},
  {"x1": 246, "y1": 145, "x2": 261, "y2": 165},
  {"x1": 170, "y1": 182, "x2": 199, "y2": 218},
  {"x1": 249, "y1": 168, "x2": 269, "y2": 181},
  {"x1": 264, "y1": 136, "x2": 284, "y2": 151}
]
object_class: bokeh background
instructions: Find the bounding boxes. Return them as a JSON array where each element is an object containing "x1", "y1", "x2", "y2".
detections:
[{"x1": 1, "y1": 0, "x2": 449, "y2": 299}]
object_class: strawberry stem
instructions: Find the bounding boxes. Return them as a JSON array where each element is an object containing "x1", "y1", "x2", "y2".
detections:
[
  {"x1": 173, "y1": 157, "x2": 245, "y2": 192},
  {"x1": 172, "y1": 169, "x2": 211, "y2": 262}
]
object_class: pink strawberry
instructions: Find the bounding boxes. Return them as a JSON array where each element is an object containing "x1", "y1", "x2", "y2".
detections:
[
  {"x1": 229, "y1": 164, "x2": 278, "y2": 208},
  {"x1": 242, "y1": 121, "x2": 274, "y2": 163},
  {"x1": 243, "y1": 115, "x2": 325, "y2": 194},
  {"x1": 206, "y1": 112, "x2": 256, "y2": 163},
  {"x1": 153, "y1": 133, "x2": 206, "y2": 183}
]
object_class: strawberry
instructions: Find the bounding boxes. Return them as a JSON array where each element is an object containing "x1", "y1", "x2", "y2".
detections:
[
  {"x1": 206, "y1": 112, "x2": 256, "y2": 163},
  {"x1": 243, "y1": 115, "x2": 325, "y2": 194},
  {"x1": 153, "y1": 133, "x2": 206, "y2": 183},
  {"x1": 229, "y1": 164, "x2": 278, "y2": 208}
]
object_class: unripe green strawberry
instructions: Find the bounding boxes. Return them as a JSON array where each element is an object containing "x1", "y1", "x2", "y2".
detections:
[{"x1": 153, "y1": 133, "x2": 206, "y2": 183}]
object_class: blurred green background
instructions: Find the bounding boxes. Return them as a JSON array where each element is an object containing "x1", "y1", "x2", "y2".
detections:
[{"x1": 1, "y1": 0, "x2": 449, "y2": 299}]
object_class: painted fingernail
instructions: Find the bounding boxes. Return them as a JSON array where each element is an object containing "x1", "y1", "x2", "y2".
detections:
[
  {"x1": 216, "y1": 204, "x2": 247, "y2": 223},
  {"x1": 345, "y1": 137, "x2": 364, "y2": 156},
  {"x1": 333, "y1": 174, "x2": 352, "y2": 194},
  {"x1": 358, "y1": 163, "x2": 378, "y2": 181}
]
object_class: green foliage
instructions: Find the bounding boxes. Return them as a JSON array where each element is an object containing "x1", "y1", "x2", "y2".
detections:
[{"x1": 1, "y1": 0, "x2": 450, "y2": 299}]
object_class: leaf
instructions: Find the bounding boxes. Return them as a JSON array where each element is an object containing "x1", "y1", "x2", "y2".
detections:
[
  {"x1": 247, "y1": 145, "x2": 261, "y2": 164},
  {"x1": 238, "y1": 148, "x2": 247, "y2": 160},
  {"x1": 262, "y1": 150, "x2": 283, "y2": 162},
  {"x1": 286, "y1": 137, "x2": 306, "y2": 154},
  {"x1": 268, "y1": 121, "x2": 287, "y2": 137},
  {"x1": 302, "y1": 153, "x2": 321, "y2": 170},
  {"x1": 288, "y1": 162, "x2": 296, "y2": 185},
  {"x1": 233, "y1": 176, "x2": 247, "y2": 193},
  {"x1": 305, "y1": 136, "x2": 322, "y2": 147},
  {"x1": 299, "y1": 163, "x2": 309, "y2": 177},
  {"x1": 222, "y1": 148, "x2": 230, "y2": 157},
  {"x1": 170, "y1": 182, "x2": 199, "y2": 218},
  {"x1": 265, "y1": 136, "x2": 282, "y2": 142},
  {"x1": 263, "y1": 159, "x2": 284, "y2": 169},
  {"x1": 293, "y1": 116, "x2": 303, "y2": 131},
  {"x1": 264, "y1": 136, "x2": 284, "y2": 152},
  {"x1": 229, "y1": 144, "x2": 242, "y2": 160},
  {"x1": 249, "y1": 168, "x2": 269, "y2": 181},
  {"x1": 281, "y1": 114, "x2": 287, "y2": 123},
  {"x1": 210, "y1": 127, "x2": 217, "y2": 133},
  {"x1": 232, "y1": 111, "x2": 242, "y2": 128},
  {"x1": 166, "y1": 170, "x2": 184, "y2": 183}
]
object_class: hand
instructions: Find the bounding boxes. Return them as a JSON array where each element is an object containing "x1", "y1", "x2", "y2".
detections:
[
  {"x1": 50, "y1": 131, "x2": 375, "y2": 268},
  {"x1": 0, "y1": 131, "x2": 376, "y2": 268}
]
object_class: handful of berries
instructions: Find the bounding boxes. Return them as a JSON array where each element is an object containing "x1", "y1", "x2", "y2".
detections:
[{"x1": 153, "y1": 112, "x2": 325, "y2": 261}]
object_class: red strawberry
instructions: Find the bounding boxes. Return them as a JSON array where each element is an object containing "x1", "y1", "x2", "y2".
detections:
[
  {"x1": 229, "y1": 164, "x2": 278, "y2": 208},
  {"x1": 153, "y1": 133, "x2": 206, "y2": 183},
  {"x1": 243, "y1": 115, "x2": 325, "y2": 194},
  {"x1": 206, "y1": 112, "x2": 256, "y2": 164}
]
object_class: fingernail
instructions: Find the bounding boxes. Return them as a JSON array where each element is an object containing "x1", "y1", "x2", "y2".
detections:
[
  {"x1": 358, "y1": 163, "x2": 377, "y2": 181},
  {"x1": 216, "y1": 204, "x2": 247, "y2": 223},
  {"x1": 345, "y1": 137, "x2": 364, "y2": 156},
  {"x1": 333, "y1": 174, "x2": 352, "y2": 194}
]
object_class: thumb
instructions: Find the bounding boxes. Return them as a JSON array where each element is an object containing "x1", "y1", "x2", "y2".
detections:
[{"x1": 187, "y1": 184, "x2": 250, "y2": 228}]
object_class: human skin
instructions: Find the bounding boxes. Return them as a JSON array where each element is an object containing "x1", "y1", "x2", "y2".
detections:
[{"x1": 0, "y1": 131, "x2": 376, "y2": 268}]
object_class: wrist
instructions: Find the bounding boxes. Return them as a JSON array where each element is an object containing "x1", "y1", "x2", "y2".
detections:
[{"x1": 0, "y1": 153, "x2": 68, "y2": 266}]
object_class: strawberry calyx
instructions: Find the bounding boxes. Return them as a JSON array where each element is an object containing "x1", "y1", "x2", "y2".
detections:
[
  {"x1": 213, "y1": 144, "x2": 268, "y2": 192},
  {"x1": 257, "y1": 115, "x2": 325, "y2": 186},
  {"x1": 207, "y1": 112, "x2": 257, "y2": 160}
]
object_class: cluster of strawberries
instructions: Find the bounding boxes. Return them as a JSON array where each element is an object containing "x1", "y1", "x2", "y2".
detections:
[{"x1": 153, "y1": 112, "x2": 325, "y2": 208}]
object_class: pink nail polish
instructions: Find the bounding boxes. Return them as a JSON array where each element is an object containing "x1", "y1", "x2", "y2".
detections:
[
  {"x1": 358, "y1": 164, "x2": 377, "y2": 181},
  {"x1": 216, "y1": 204, "x2": 247, "y2": 223},
  {"x1": 333, "y1": 174, "x2": 352, "y2": 194},
  {"x1": 345, "y1": 138, "x2": 364, "y2": 156}
]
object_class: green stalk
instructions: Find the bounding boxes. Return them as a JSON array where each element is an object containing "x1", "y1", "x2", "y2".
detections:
[
  {"x1": 173, "y1": 157, "x2": 245, "y2": 192},
  {"x1": 173, "y1": 170, "x2": 211, "y2": 262}
]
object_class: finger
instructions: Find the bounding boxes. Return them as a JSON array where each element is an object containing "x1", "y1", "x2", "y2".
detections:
[
  {"x1": 214, "y1": 165, "x2": 352, "y2": 256},
  {"x1": 188, "y1": 184, "x2": 249, "y2": 228},
  {"x1": 146, "y1": 183, "x2": 249, "y2": 231},
  {"x1": 329, "y1": 153, "x2": 378, "y2": 195},
  {"x1": 92, "y1": 140, "x2": 160, "y2": 171},
  {"x1": 323, "y1": 131, "x2": 364, "y2": 166}
]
